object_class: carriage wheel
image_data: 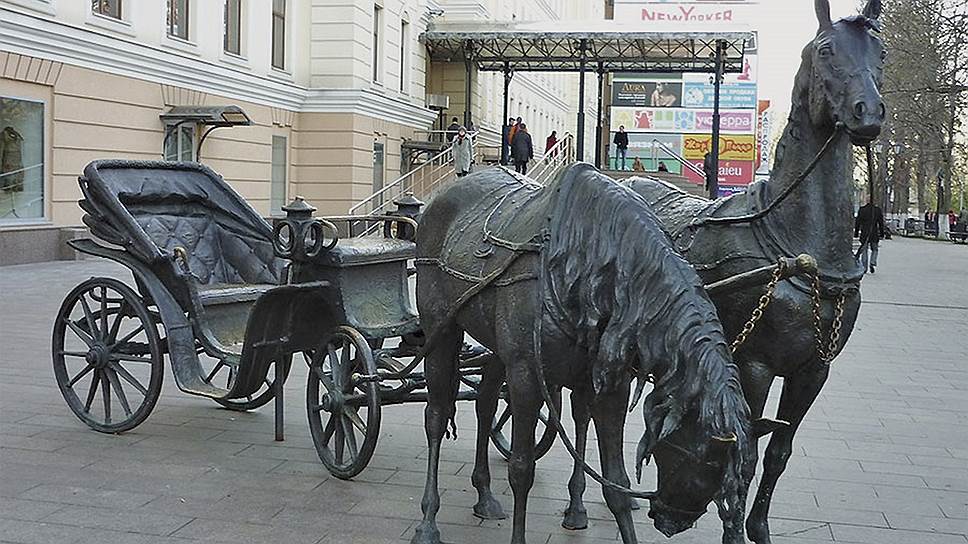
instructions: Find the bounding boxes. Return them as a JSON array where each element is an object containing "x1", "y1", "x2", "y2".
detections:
[
  {"x1": 52, "y1": 277, "x2": 164, "y2": 433},
  {"x1": 213, "y1": 356, "x2": 293, "y2": 412},
  {"x1": 307, "y1": 326, "x2": 381, "y2": 479},
  {"x1": 490, "y1": 383, "x2": 561, "y2": 461}
]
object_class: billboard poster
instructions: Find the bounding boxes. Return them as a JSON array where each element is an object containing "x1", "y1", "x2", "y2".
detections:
[
  {"x1": 682, "y1": 134, "x2": 756, "y2": 161},
  {"x1": 612, "y1": 81, "x2": 683, "y2": 107},
  {"x1": 608, "y1": 133, "x2": 684, "y2": 171},
  {"x1": 683, "y1": 159, "x2": 755, "y2": 186},
  {"x1": 682, "y1": 82, "x2": 757, "y2": 109},
  {"x1": 611, "y1": 107, "x2": 756, "y2": 134},
  {"x1": 756, "y1": 99, "x2": 772, "y2": 173}
]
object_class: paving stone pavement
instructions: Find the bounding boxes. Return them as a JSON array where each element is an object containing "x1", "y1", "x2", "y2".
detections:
[{"x1": 0, "y1": 236, "x2": 966, "y2": 544}]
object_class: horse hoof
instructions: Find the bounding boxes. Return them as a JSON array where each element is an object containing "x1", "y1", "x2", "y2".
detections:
[
  {"x1": 630, "y1": 497, "x2": 641, "y2": 510},
  {"x1": 411, "y1": 523, "x2": 442, "y2": 544},
  {"x1": 473, "y1": 497, "x2": 507, "y2": 520},
  {"x1": 562, "y1": 508, "x2": 588, "y2": 530}
]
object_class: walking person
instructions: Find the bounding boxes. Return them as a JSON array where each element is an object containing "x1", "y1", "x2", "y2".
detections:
[
  {"x1": 854, "y1": 200, "x2": 887, "y2": 274},
  {"x1": 545, "y1": 130, "x2": 558, "y2": 154},
  {"x1": 510, "y1": 122, "x2": 534, "y2": 175},
  {"x1": 453, "y1": 126, "x2": 473, "y2": 178},
  {"x1": 502, "y1": 118, "x2": 516, "y2": 165},
  {"x1": 446, "y1": 117, "x2": 460, "y2": 142},
  {"x1": 613, "y1": 126, "x2": 629, "y2": 170}
]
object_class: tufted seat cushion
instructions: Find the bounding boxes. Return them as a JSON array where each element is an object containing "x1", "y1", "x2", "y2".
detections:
[{"x1": 134, "y1": 212, "x2": 280, "y2": 286}]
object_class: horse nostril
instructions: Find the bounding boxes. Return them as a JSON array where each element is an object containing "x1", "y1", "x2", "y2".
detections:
[
  {"x1": 853, "y1": 101, "x2": 866, "y2": 119},
  {"x1": 878, "y1": 103, "x2": 886, "y2": 119}
]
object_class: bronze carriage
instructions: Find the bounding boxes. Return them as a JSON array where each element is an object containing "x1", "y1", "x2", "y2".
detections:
[{"x1": 52, "y1": 160, "x2": 555, "y2": 479}]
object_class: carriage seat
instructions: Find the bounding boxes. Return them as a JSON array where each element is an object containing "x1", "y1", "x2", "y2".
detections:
[
  {"x1": 315, "y1": 237, "x2": 415, "y2": 267},
  {"x1": 136, "y1": 213, "x2": 282, "y2": 286}
]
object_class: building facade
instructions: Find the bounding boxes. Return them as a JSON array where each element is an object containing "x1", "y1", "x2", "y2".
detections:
[{"x1": 0, "y1": 0, "x2": 601, "y2": 264}]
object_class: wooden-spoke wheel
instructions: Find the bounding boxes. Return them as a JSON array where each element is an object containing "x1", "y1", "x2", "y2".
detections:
[
  {"x1": 490, "y1": 383, "x2": 561, "y2": 461},
  {"x1": 307, "y1": 326, "x2": 381, "y2": 479},
  {"x1": 203, "y1": 356, "x2": 293, "y2": 412},
  {"x1": 52, "y1": 277, "x2": 163, "y2": 433}
]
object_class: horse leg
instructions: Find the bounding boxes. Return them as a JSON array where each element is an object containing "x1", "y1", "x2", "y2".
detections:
[
  {"x1": 719, "y1": 361, "x2": 773, "y2": 543},
  {"x1": 411, "y1": 326, "x2": 463, "y2": 544},
  {"x1": 746, "y1": 364, "x2": 829, "y2": 544},
  {"x1": 472, "y1": 360, "x2": 507, "y2": 520},
  {"x1": 591, "y1": 386, "x2": 638, "y2": 544},
  {"x1": 562, "y1": 387, "x2": 590, "y2": 530},
  {"x1": 506, "y1": 368, "x2": 542, "y2": 544}
]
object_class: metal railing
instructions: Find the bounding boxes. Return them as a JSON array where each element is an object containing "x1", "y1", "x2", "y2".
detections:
[
  {"x1": 649, "y1": 138, "x2": 706, "y2": 178},
  {"x1": 349, "y1": 135, "x2": 480, "y2": 236},
  {"x1": 529, "y1": 133, "x2": 575, "y2": 186}
]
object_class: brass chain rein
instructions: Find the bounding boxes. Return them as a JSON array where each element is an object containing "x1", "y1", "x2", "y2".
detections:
[
  {"x1": 729, "y1": 264, "x2": 784, "y2": 354},
  {"x1": 729, "y1": 263, "x2": 847, "y2": 366},
  {"x1": 812, "y1": 275, "x2": 848, "y2": 364}
]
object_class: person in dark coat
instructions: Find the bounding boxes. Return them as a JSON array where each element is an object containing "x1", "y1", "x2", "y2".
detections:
[
  {"x1": 854, "y1": 201, "x2": 887, "y2": 273},
  {"x1": 510, "y1": 123, "x2": 534, "y2": 175},
  {"x1": 446, "y1": 117, "x2": 460, "y2": 142},
  {"x1": 612, "y1": 126, "x2": 629, "y2": 170}
]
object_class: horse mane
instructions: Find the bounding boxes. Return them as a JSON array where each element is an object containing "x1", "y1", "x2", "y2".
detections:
[{"x1": 541, "y1": 163, "x2": 750, "y2": 511}]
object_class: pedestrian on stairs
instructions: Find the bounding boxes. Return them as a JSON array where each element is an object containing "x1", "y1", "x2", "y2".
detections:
[
  {"x1": 453, "y1": 126, "x2": 473, "y2": 178},
  {"x1": 511, "y1": 123, "x2": 534, "y2": 175}
]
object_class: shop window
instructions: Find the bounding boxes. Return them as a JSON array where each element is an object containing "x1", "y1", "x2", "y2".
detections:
[
  {"x1": 0, "y1": 97, "x2": 45, "y2": 222},
  {"x1": 164, "y1": 123, "x2": 196, "y2": 162},
  {"x1": 92, "y1": 0, "x2": 122, "y2": 19},
  {"x1": 167, "y1": 0, "x2": 189, "y2": 40},
  {"x1": 224, "y1": 0, "x2": 242, "y2": 55},
  {"x1": 270, "y1": 136, "x2": 287, "y2": 216}
]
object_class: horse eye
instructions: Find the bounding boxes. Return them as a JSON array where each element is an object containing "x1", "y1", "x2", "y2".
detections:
[
  {"x1": 880, "y1": 49, "x2": 888, "y2": 61},
  {"x1": 819, "y1": 46, "x2": 834, "y2": 58}
]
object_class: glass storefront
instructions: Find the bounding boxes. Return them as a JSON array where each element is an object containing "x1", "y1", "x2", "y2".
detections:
[{"x1": 0, "y1": 97, "x2": 45, "y2": 222}]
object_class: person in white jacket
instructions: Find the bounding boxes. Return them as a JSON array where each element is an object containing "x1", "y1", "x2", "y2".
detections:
[{"x1": 453, "y1": 126, "x2": 473, "y2": 177}]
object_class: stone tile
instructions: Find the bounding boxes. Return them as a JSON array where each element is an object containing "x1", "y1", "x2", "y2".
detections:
[
  {"x1": 18, "y1": 484, "x2": 156, "y2": 509},
  {"x1": 43, "y1": 505, "x2": 193, "y2": 536},
  {"x1": 830, "y1": 524, "x2": 968, "y2": 543}
]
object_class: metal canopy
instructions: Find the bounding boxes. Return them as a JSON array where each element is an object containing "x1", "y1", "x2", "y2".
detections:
[{"x1": 421, "y1": 21, "x2": 752, "y2": 73}]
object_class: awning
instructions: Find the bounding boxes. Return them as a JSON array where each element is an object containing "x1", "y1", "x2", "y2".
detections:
[{"x1": 421, "y1": 21, "x2": 753, "y2": 73}]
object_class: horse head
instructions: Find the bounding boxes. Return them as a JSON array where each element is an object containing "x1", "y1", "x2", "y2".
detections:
[
  {"x1": 807, "y1": 0, "x2": 886, "y2": 145},
  {"x1": 635, "y1": 354, "x2": 788, "y2": 538}
]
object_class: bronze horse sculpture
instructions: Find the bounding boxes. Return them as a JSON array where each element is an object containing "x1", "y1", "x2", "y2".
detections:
[
  {"x1": 410, "y1": 163, "x2": 759, "y2": 544},
  {"x1": 557, "y1": 1, "x2": 882, "y2": 542}
]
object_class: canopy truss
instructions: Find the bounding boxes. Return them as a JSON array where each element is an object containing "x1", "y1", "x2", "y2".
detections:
[{"x1": 421, "y1": 22, "x2": 753, "y2": 73}]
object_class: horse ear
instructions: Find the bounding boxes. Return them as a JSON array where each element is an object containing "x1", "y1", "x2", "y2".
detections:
[
  {"x1": 752, "y1": 418, "x2": 789, "y2": 438},
  {"x1": 862, "y1": 0, "x2": 882, "y2": 20},
  {"x1": 815, "y1": 0, "x2": 833, "y2": 30}
]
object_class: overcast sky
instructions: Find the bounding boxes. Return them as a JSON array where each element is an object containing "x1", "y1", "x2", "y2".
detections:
[{"x1": 754, "y1": 0, "x2": 865, "y2": 115}]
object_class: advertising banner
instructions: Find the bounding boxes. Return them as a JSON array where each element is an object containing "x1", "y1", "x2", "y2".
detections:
[
  {"x1": 682, "y1": 134, "x2": 756, "y2": 161},
  {"x1": 684, "y1": 159, "x2": 755, "y2": 186},
  {"x1": 682, "y1": 82, "x2": 757, "y2": 109},
  {"x1": 756, "y1": 99, "x2": 772, "y2": 173},
  {"x1": 612, "y1": 81, "x2": 683, "y2": 107},
  {"x1": 611, "y1": 107, "x2": 756, "y2": 134}
]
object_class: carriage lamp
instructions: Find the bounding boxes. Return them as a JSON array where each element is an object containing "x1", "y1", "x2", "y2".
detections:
[
  {"x1": 384, "y1": 192, "x2": 424, "y2": 241},
  {"x1": 273, "y1": 196, "x2": 337, "y2": 261}
]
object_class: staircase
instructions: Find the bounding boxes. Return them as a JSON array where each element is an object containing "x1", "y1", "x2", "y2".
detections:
[{"x1": 348, "y1": 133, "x2": 576, "y2": 235}]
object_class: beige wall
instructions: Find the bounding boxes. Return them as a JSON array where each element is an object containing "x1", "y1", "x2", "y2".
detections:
[{"x1": 2, "y1": 51, "x2": 416, "y2": 227}]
